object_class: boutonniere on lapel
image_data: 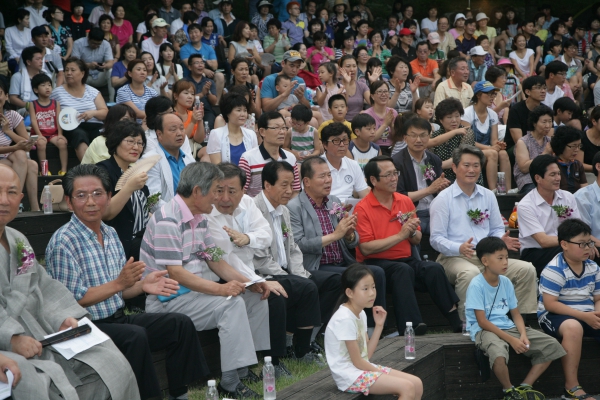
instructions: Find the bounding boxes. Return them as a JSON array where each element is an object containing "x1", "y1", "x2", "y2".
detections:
[
  {"x1": 330, "y1": 202, "x2": 352, "y2": 220},
  {"x1": 551, "y1": 205, "x2": 573, "y2": 220},
  {"x1": 467, "y1": 208, "x2": 490, "y2": 225},
  {"x1": 281, "y1": 222, "x2": 290, "y2": 239},
  {"x1": 145, "y1": 192, "x2": 161, "y2": 212},
  {"x1": 196, "y1": 245, "x2": 225, "y2": 262},
  {"x1": 390, "y1": 210, "x2": 415, "y2": 224},
  {"x1": 16, "y1": 239, "x2": 35, "y2": 275},
  {"x1": 420, "y1": 163, "x2": 436, "y2": 181}
]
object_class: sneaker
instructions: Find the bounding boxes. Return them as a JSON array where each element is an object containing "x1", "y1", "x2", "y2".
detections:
[
  {"x1": 274, "y1": 362, "x2": 293, "y2": 379},
  {"x1": 310, "y1": 341, "x2": 324, "y2": 353},
  {"x1": 217, "y1": 382, "x2": 260, "y2": 399},
  {"x1": 285, "y1": 345, "x2": 296, "y2": 358},
  {"x1": 58, "y1": 170, "x2": 66, "y2": 176},
  {"x1": 503, "y1": 388, "x2": 526, "y2": 400},
  {"x1": 240, "y1": 369, "x2": 261, "y2": 384},
  {"x1": 296, "y1": 352, "x2": 326, "y2": 367},
  {"x1": 515, "y1": 384, "x2": 545, "y2": 400}
]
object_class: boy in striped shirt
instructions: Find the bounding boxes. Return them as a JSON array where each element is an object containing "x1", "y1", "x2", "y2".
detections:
[
  {"x1": 284, "y1": 105, "x2": 321, "y2": 163},
  {"x1": 538, "y1": 218, "x2": 600, "y2": 400}
]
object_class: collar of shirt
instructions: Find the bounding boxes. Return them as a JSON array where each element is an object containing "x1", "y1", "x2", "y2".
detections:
[
  {"x1": 364, "y1": 190, "x2": 402, "y2": 211},
  {"x1": 174, "y1": 194, "x2": 206, "y2": 230},
  {"x1": 591, "y1": 181, "x2": 600, "y2": 203},
  {"x1": 532, "y1": 187, "x2": 563, "y2": 206},
  {"x1": 261, "y1": 191, "x2": 283, "y2": 216},
  {"x1": 450, "y1": 180, "x2": 483, "y2": 200},
  {"x1": 219, "y1": 12, "x2": 236, "y2": 20},
  {"x1": 322, "y1": 154, "x2": 347, "y2": 172},
  {"x1": 447, "y1": 78, "x2": 469, "y2": 91},
  {"x1": 159, "y1": 142, "x2": 185, "y2": 163},
  {"x1": 408, "y1": 151, "x2": 427, "y2": 165},
  {"x1": 307, "y1": 194, "x2": 329, "y2": 209},
  {"x1": 161, "y1": 7, "x2": 175, "y2": 14},
  {"x1": 259, "y1": 143, "x2": 286, "y2": 160},
  {"x1": 468, "y1": 59, "x2": 484, "y2": 71},
  {"x1": 70, "y1": 212, "x2": 111, "y2": 241},
  {"x1": 560, "y1": 54, "x2": 576, "y2": 66}
]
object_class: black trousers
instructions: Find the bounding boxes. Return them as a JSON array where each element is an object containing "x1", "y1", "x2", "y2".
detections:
[
  {"x1": 521, "y1": 246, "x2": 562, "y2": 276},
  {"x1": 266, "y1": 274, "x2": 322, "y2": 357},
  {"x1": 367, "y1": 257, "x2": 460, "y2": 333},
  {"x1": 307, "y1": 270, "x2": 342, "y2": 325},
  {"x1": 95, "y1": 311, "x2": 209, "y2": 399}
]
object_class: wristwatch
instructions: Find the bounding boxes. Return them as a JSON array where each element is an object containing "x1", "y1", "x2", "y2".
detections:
[{"x1": 410, "y1": 230, "x2": 418, "y2": 238}]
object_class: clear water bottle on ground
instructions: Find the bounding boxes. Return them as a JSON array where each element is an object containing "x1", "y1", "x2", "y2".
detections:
[
  {"x1": 42, "y1": 185, "x2": 53, "y2": 214},
  {"x1": 206, "y1": 379, "x2": 218, "y2": 400},
  {"x1": 497, "y1": 172, "x2": 506, "y2": 195},
  {"x1": 405, "y1": 322, "x2": 415, "y2": 360},
  {"x1": 263, "y1": 356, "x2": 276, "y2": 399}
]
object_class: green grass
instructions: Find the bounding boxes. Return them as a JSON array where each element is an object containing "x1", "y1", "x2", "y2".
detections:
[{"x1": 185, "y1": 358, "x2": 326, "y2": 400}]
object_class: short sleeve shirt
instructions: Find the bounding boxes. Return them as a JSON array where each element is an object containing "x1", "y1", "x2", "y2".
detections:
[
  {"x1": 323, "y1": 155, "x2": 368, "y2": 202},
  {"x1": 179, "y1": 42, "x2": 217, "y2": 77}
]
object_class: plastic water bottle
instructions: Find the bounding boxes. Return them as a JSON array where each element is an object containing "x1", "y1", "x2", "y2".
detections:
[
  {"x1": 405, "y1": 322, "x2": 415, "y2": 360},
  {"x1": 204, "y1": 121, "x2": 210, "y2": 142},
  {"x1": 194, "y1": 95, "x2": 201, "y2": 109},
  {"x1": 206, "y1": 380, "x2": 218, "y2": 400},
  {"x1": 42, "y1": 185, "x2": 53, "y2": 214},
  {"x1": 263, "y1": 356, "x2": 276, "y2": 399},
  {"x1": 497, "y1": 172, "x2": 506, "y2": 195}
]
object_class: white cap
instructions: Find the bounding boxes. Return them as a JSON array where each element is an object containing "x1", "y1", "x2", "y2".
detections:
[
  {"x1": 264, "y1": 356, "x2": 272, "y2": 362},
  {"x1": 208, "y1": 380, "x2": 216, "y2": 386},
  {"x1": 406, "y1": 321, "x2": 412, "y2": 327},
  {"x1": 469, "y1": 45, "x2": 488, "y2": 56}
]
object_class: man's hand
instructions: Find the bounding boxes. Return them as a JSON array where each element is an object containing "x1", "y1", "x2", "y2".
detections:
[
  {"x1": 220, "y1": 280, "x2": 246, "y2": 297},
  {"x1": 501, "y1": 230, "x2": 520, "y2": 252},
  {"x1": 223, "y1": 226, "x2": 250, "y2": 247},
  {"x1": 204, "y1": 69, "x2": 215, "y2": 79},
  {"x1": 293, "y1": 84, "x2": 306, "y2": 99},
  {"x1": 249, "y1": 281, "x2": 271, "y2": 300},
  {"x1": 10, "y1": 335, "x2": 42, "y2": 359},
  {"x1": 116, "y1": 257, "x2": 145, "y2": 291},
  {"x1": 59, "y1": 317, "x2": 79, "y2": 332},
  {"x1": 334, "y1": 215, "x2": 358, "y2": 240},
  {"x1": 428, "y1": 172, "x2": 450, "y2": 194},
  {"x1": 399, "y1": 217, "x2": 420, "y2": 240},
  {"x1": 265, "y1": 280, "x2": 288, "y2": 298},
  {"x1": 460, "y1": 237, "x2": 475, "y2": 257},
  {"x1": 201, "y1": 81, "x2": 212, "y2": 96},
  {"x1": 510, "y1": 336, "x2": 529, "y2": 354},
  {"x1": 0, "y1": 354, "x2": 21, "y2": 387},
  {"x1": 142, "y1": 270, "x2": 180, "y2": 296}
]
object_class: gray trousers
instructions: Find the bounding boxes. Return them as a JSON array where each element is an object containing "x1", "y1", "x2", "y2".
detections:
[
  {"x1": 146, "y1": 290, "x2": 269, "y2": 372},
  {"x1": 87, "y1": 69, "x2": 115, "y2": 102},
  {"x1": 2, "y1": 350, "x2": 111, "y2": 400}
]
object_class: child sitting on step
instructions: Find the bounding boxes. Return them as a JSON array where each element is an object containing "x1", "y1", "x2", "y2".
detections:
[
  {"x1": 325, "y1": 264, "x2": 423, "y2": 399},
  {"x1": 466, "y1": 237, "x2": 566, "y2": 400}
]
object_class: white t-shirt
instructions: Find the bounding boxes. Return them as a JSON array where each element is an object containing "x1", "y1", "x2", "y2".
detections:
[
  {"x1": 136, "y1": 21, "x2": 147, "y2": 34},
  {"x1": 420, "y1": 18, "x2": 438, "y2": 33},
  {"x1": 322, "y1": 155, "x2": 369, "y2": 202},
  {"x1": 542, "y1": 85, "x2": 564, "y2": 109},
  {"x1": 141, "y1": 38, "x2": 169, "y2": 64},
  {"x1": 462, "y1": 105, "x2": 499, "y2": 135},
  {"x1": 509, "y1": 49, "x2": 535, "y2": 74},
  {"x1": 325, "y1": 306, "x2": 374, "y2": 391}
]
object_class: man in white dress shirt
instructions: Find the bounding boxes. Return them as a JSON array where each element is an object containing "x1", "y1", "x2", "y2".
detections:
[{"x1": 430, "y1": 145, "x2": 538, "y2": 318}]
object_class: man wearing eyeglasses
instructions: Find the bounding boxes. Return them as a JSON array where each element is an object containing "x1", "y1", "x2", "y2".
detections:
[
  {"x1": 46, "y1": 164, "x2": 210, "y2": 400},
  {"x1": 392, "y1": 117, "x2": 450, "y2": 235},
  {"x1": 354, "y1": 155, "x2": 462, "y2": 335},
  {"x1": 519, "y1": 154, "x2": 599, "y2": 275}
]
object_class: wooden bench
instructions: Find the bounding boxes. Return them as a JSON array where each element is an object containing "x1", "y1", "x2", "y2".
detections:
[{"x1": 278, "y1": 333, "x2": 600, "y2": 400}]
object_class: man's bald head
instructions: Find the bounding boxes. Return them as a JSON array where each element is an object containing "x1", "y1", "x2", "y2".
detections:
[
  {"x1": 0, "y1": 165, "x2": 24, "y2": 228},
  {"x1": 0, "y1": 165, "x2": 21, "y2": 188}
]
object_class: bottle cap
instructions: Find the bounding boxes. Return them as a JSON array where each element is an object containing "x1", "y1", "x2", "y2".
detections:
[
  {"x1": 406, "y1": 322, "x2": 412, "y2": 327},
  {"x1": 264, "y1": 356, "x2": 272, "y2": 362},
  {"x1": 208, "y1": 380, "x2": 216, "y2": 386}
]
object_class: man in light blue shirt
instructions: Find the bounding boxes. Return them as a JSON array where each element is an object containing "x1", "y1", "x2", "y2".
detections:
[
  {"x1": 430, "y1": 144, "x2": 537, "y2": 317},
  {"x1": 574, "y1": 152, "x2": 600, "y2": 257}
]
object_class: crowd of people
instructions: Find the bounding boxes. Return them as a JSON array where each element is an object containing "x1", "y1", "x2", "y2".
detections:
[{"x1": 1, "y1": 0, "x2": 600, "y2": 399}]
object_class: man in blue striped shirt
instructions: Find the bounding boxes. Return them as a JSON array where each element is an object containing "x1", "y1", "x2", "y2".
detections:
[{"x1": 538, "y1": 218, "x2": 600, "y2": 400}]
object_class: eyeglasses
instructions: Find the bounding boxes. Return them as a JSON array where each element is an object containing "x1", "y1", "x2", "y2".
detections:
[
  {"x1": 72, "y1": 190, "x2": 107, "y2": 203},
  {"x1": 406, "y1": 133, "x2": 429, "y2": 140},
  {"x1": 555, "y1": 72, "x2": 567, "y2": 76},
  {"x1": 380, "y1": 170, "x2": 401, "y2": 179},
  {"x1": 564, "y1": 240, "x2": 596, "y2": 249},
  {"x1": 565, "y1": 143, "x2": 584, "y2": 150},
  {"x1": 375, "y1": 90, "x2": 389, "y2": 96},
  {"x1": 123, "y1": 138, "x2": 144, "y2": 148},
  {"x1": 328, "y1": 138, "x2": 350, "y2": 146},
  {"x1": 266, "y1": 126, "x2": 288, "y2": 132}
]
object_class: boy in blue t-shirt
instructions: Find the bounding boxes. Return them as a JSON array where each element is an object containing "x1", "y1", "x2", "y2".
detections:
[
  {"x1": 466, "y1": 237, "x2": 566, "y2": 400},
  {"x1": 538, "y1": 218, "x2": 600, "y2": 400}
]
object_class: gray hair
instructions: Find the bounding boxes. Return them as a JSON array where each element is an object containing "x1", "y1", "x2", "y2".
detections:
[
  {"x1": 452, "y1": 144, "x2": 486, "y2": 167},
  {"x1": 176, "y1": 162, "x2": 224, "y2": 197},
  {"x1": 63, "y1": 164, "x2": 112, "y2": 197}
]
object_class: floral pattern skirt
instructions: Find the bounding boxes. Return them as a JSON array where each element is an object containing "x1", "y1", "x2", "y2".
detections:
[{"x1": 345, "y1": 365, "x2": 391, "y2": 395}]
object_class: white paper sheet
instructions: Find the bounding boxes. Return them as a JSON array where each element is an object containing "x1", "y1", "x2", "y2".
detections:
[
  {"x1": 44, "y1": 317, "x2": 109, "y2": 360},
  {"x1": 0, "y1": 370, "x2": 14, "y2": 399}
]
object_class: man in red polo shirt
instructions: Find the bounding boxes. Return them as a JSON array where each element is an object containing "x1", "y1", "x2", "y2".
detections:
[{"x1": 354, "y1": 155, "x2": 462, "y2": 335}]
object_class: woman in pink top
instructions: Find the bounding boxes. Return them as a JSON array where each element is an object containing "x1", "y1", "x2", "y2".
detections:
[
  {"x1": 307, "y1": 31, "x2": 334, "y2": 73},
  {"x1": 361, "y1": 80, "x2": 398, "y2": 153},
  {"x1": 110, "y1": 4, "x2": 134, "y2": 47}
]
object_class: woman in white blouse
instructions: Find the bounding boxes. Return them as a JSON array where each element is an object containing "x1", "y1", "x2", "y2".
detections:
[
  {"x1": 207, "y1": 92, "x2": 258, "y2": 165},
  {"x1": 5, "y1": 9, "x2": 32, "y2": 68}
]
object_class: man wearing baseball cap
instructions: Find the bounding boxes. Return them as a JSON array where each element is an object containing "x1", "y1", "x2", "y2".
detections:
[
  {"x1": 141, "y1": 18, "x2": 170, "y2": 63},
  {"x1": 281, "y1": 1, "x2": 304, "y2": 46},
  {"x1": 392, "y1": 28, "x2": 416, "y2": 62},
  {"x1": 467, "y1": 45, "x2": 488, "y2": 86},
  {"x1": 427, "y1": 32, "x2": 446, "y2": 64}
]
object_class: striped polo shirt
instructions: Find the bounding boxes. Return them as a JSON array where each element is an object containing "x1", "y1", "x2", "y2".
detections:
[
  {"x1": 238, "y1": 143, "x2": 301, "y2": 197},
  {"x1": 538, "y1": 253, "x2": 600, "y2": 320},
  {"x1": 140, "y1": 195, "x2": 220, "y2": 282}
]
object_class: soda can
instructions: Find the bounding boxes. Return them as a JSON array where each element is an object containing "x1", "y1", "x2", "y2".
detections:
[{"x1": 40, "y1": 160, "x2": 49, "y2": 176}]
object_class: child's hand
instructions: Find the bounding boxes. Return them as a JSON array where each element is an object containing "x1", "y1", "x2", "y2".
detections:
[
  {"x1": 520, "y1": 334, "x2": 530, "y2": 351},
  {"x1": 372, "y1": 306, "x2": 387, "y2": 326},
  {"x1": 510, "y1": 336, "x2": 529, "y2": 354}
]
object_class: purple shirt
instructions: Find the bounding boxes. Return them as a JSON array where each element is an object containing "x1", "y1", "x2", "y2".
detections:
[{"x1": 282, "y1": 19, "x2": 304, "y2": 46}]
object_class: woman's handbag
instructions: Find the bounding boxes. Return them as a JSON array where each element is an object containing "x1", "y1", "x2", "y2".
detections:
[{"x1": 40, "y1": 179, "x2": 70, "y2": 212}]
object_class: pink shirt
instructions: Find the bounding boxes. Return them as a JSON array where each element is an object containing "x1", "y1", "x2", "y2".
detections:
[
  {"x1": 362, "y1": 107, "x2": 398, "y2": 147},
  {"x1": 111, "y1": 19, "x2": 133, "y2": 47},
  {"x1": 307, "y1": 46, "x2": 334, "y2": 73}
]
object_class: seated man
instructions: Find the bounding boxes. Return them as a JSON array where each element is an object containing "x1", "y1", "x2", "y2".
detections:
[
  {"x1": 392, "y1": 117, "x2": 450, "y2": 234},
  {"x1": 143, "y1": 113, "x2": 195, "y2": 207},
  {"x1": 144, "y1": 95, "x2": 194, "y2": 157},
  {"x1": 72, "y1": 27, "x2": 115, "y2": 102},
  {"x1": 239, "y1": 111, "x2": 301, "y2": 197},
  {"x1": 183, "y1": 54, "x2": 217, "y2": 129},
  {"x1": 430, "y1": 144, "x2": 538, "y2": 318},
  {"x1": 141, "y1": 162, "x2": 271, "y2": 399},
  {"x1": 31, "y1": 25, "x2": 64, "y2": 87},
  {"x1": 46, "y1": 164, "x2": 209, "y2": 400},
  {"x1": 519, "y1": 154, "x2": 587, "y2": 274},
  {"x1": 538, "y1": 219, "x2": 600, "y2": 400},
  {"x1": 320, "y1": 122, "x2": 369, "y2": 202},
  {"x1": 355, "y1": 155, "x2": 462, "y2": 335},
  {"x1": 9, "y1": 46, "x2": 44, "y2": 111},
  {"x1": 287, "y1": 155, "x2": 386, "y2": 328},
  {"x1": 0, "y1": 164, "x2": 139, "y2": 400},
  {"x1": 254, "y1": 161, "x2": 342, "y2": 338},
  {"x1": 208, "y1": 162, "x2": 323, "y2": 374}
]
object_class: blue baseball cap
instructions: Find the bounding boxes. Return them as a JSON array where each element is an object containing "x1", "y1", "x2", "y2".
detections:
[{"x1": 473, "y1": 81, "x2": 497, "y2": 94}]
